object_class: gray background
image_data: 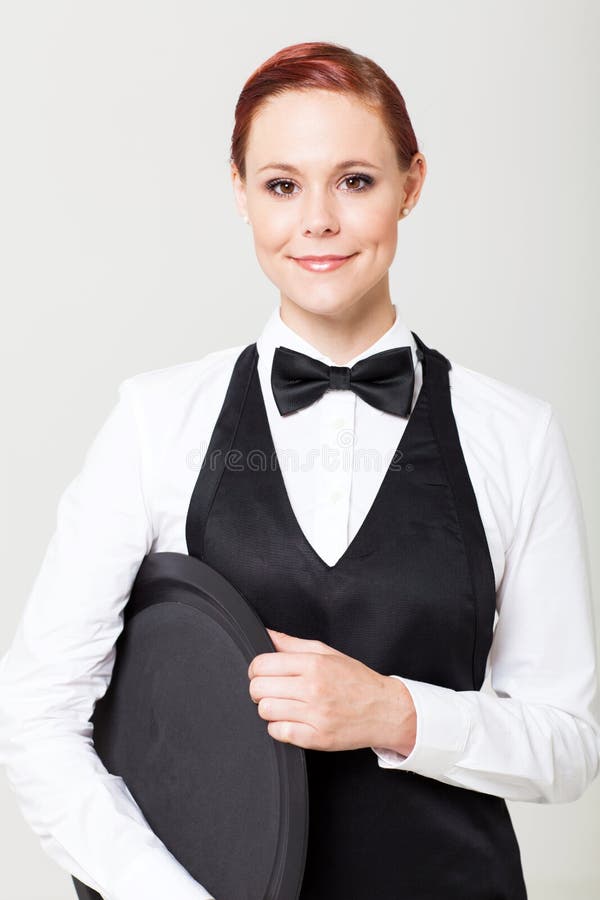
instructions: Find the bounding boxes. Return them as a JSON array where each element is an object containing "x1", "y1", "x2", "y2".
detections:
[{"x1": 0, "y1": 1, "x2": 598, "y2": 897}]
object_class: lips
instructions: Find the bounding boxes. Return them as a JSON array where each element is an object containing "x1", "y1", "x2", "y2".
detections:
[
  {"x1": 295, "y1": 255, "x2": 351, "y2": 261},
  {"x1": 292, "y1": 253, "x2": 357, "y2": 272}
]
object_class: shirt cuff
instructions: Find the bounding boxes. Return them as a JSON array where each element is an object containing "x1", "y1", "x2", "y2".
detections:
[
  {"x1": 370, "y1": 675, "x2": 472, "y2": 777},
  {"x1": 107, "y1": 843, "x2": 215, "y2": 900}
]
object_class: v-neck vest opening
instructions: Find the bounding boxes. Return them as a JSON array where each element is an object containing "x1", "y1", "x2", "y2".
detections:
[{"x1": 186, "y1": 331, "x2": 497, "y2": 691}]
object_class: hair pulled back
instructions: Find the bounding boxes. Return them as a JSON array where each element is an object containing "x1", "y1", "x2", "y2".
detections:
[{"x1": 230, "y1": 41, "x2": 420, "y2": 182}]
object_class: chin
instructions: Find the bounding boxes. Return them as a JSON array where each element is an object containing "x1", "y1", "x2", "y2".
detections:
[{"x1": 284, "y1": 292, "x2": 360, "y2": 318}]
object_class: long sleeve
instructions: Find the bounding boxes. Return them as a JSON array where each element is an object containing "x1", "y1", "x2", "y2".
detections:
[
  {"x1": 0, "y1": 379, "x2": 215, "y2": 900},
  {"x1": 371, "y1": 403, "x2": 600, "y2": 803}
]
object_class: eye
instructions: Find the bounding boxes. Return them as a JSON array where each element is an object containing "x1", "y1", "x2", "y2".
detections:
[
  {"x1": 264, "y1": 173, "x2": 374, "y2": 200},
  {"x1": 340, "y1": 174, "x2": 373, "y2": 192},
  {"x1": 265, "y1": 179, "x2": 297, "y2": 198}
]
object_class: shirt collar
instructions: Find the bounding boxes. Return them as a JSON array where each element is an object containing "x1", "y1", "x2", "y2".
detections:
[{"x1": 256, "y1": 302, "x2": 418, "y2": 372}]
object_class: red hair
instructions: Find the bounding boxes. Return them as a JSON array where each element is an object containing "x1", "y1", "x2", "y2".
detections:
[{"x1": 230, "y1": 41, "x2": 420, "y2": 182}]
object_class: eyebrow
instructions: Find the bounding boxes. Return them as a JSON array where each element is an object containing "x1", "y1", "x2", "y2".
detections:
[{"x1": 256, "y1": 159, "x2": 382, "y2": 175}]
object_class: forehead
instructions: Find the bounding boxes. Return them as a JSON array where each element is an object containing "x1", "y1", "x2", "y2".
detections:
[{"x1": 245, "y1": 89, "x2": 393, "y2": 171}]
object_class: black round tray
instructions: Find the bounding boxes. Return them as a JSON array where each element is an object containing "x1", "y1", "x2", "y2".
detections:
[{"x1": 71, "y1": 551, "x2": 309, "y2": 900}]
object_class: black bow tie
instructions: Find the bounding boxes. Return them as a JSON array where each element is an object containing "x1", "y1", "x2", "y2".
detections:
[{"x1": 271, "y1": 344, "x2": 416, "y2": 417}]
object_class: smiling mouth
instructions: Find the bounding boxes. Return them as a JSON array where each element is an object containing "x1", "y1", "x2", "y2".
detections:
[{"x1": 291, "y1": 253, "x2": 358, "y2": 272}]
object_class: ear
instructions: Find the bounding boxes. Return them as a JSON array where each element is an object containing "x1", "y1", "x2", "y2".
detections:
[
  {"x1": 399, "y1": 153, "x2": 427, "y2": 216},
  {"x1": 231, "y1": 163, "x2": 248, "y2": 221}
]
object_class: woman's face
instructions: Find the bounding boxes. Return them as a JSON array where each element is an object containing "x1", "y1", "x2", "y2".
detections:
[{"x1": 232, "y1": 89, "x2": 425, "y2": 319}]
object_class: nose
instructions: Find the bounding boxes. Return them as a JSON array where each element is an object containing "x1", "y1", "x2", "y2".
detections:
[{"x1": 299, "y1": 190, "x2": 340, "y2": 235}]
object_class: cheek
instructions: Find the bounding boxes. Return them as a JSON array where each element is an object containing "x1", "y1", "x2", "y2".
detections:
[
  {"x1": 252, "y1": 228, "x2": 293, "y2": 284},
  {"x1": 253, "y1": 213, "x2": 292, "y2": 255},
  {"x1": 254, "y1": 237, "x2": 288, "y2": 277},
  {"x1": 355, "y1": 204, "x2": 398, "y2": 245}
]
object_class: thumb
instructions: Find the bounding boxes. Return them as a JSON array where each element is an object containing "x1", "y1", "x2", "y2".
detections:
[
  {"x1": 266, "y1": 627, "x2": 289, "y2": 641},
  {"x1": 266, "y1": 628, "x2": 340, "y2": 655},
  {"x1": 266, "y1": 628, "x2": 307, "y2": 647}
]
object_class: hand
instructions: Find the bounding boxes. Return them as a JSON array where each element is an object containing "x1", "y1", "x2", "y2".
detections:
[{"x1": 247, "y1": 629, "x2": 415, "y2": 754}]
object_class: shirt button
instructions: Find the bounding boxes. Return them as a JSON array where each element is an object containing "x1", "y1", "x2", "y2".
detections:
[
  {"x1": 332, "y1": 417, "x2": 345, "y2": 429},
  {"x1": 330, "y1": 489, "x2": 342, "y2": 503}
]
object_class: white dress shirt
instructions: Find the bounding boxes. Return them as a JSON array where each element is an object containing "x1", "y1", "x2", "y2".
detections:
[{"x1": 1, "y1": 302, "x2": 599, "y2": 900}]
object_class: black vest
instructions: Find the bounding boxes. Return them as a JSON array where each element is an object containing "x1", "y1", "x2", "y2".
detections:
[{"x1": 185, "y1": 332, "x2": 528, "y2": 899}]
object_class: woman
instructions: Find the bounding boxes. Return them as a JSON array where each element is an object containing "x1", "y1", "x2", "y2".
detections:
[{"x1": 1, "y1": 40, "x2": 599, "y2": 900}]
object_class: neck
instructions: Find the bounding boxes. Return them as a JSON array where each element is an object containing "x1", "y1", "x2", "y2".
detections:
[{"x1": 279, "y1": 287, "x2": 397, "y2": 366}]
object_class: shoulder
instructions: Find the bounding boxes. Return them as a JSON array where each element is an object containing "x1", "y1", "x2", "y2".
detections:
[
  {"x1": 446, "y1": 355, "x2": 554, "y2": 469},
  {"x1": 119, "y1": 342, "x2": 249, "y2": 409},
  {"x1": 113, "y1": 342, "x2": 251, "y2": 451}
]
